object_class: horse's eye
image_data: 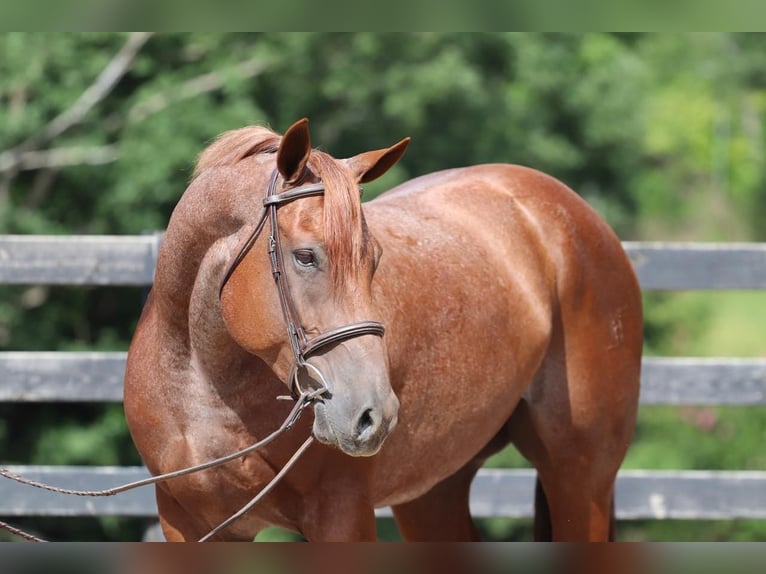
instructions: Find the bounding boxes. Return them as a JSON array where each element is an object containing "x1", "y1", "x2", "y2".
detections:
[{"x1": 293, "y1": 249, "x2": 317, "y2": 268}]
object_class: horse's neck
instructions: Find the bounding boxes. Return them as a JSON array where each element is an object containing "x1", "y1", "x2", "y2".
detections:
[{"x1": 152, "y1": 164, "x2": 271, "y2": 395}]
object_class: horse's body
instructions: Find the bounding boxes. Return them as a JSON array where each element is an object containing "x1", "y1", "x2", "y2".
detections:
[{"x1": 124, "y1": 120, "x2": 642, "y2": 541}]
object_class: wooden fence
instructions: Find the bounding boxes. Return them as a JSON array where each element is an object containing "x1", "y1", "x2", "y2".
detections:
[{"x1": 2, "y1": 235, "x2": 766, "y2": 534}]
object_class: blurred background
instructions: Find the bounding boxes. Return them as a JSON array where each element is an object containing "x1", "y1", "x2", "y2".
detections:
[{"x1": 1, "y1": 32, "x2": 766, "y2": 541}]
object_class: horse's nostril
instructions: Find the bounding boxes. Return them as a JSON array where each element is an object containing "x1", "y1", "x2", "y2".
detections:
[{"x1": 356, "y1": 408, "x2": 376, "y2": 439}]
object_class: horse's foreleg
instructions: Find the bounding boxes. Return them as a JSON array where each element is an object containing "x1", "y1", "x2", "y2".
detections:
[
  {"x1": 301, "y1": 494, "x2": 378, "y2": 541},
  {"x1": 155, "y1": 487, "x2": 202, "y2": 542},
  {"x1": 391, "y1": 462, "x2": 482, "y2": 541}
]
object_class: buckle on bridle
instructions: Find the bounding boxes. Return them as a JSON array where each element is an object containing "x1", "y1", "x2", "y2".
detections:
[
  {"x1": 277, "y1": 360, "x2": 331, "y2": 403},
  {"x1": 267, "y1": 236, "x2": 280, "y2": 280}
]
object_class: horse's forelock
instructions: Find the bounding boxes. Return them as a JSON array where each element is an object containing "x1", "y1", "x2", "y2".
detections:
[{"x1": 307, "y1": 151, "x2": 365, "y2": 291}]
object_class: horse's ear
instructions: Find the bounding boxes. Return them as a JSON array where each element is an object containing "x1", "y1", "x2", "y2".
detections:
[
  {"x1": 345, "y1": 137, "x2": 410, "y2": 184},
  {"x1": 277, "y1": 118, "x2": 312, "y2": 183}
]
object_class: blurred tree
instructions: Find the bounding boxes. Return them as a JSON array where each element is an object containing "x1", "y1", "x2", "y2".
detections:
[{"x1": 2, "y1": 32, "x2": 766, "y2": 541}]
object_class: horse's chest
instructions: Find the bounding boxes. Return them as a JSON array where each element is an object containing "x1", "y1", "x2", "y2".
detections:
[{"x1": 168, "y1": 438, "x2": 299, "y2": 537}]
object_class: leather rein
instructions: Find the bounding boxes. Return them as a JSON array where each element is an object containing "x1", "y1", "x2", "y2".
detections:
[{"x1": 219, "y1": 168, "x2": 385, "y2": 399}]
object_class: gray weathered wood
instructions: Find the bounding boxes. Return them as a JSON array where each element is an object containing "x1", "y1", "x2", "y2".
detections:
[
  {"x1": 0, "y1": 352, "x2": 127, "y2": 402},
  {"x1": 0, "y1": 235, "x2": 160, "y2": 285},
  {"x1": 623, "y1": 242, "x2": 766, "y2": 290},
  {"x1": 3, "y1": 466, "x2": 766, "y2": 520},
  {"x1": 2, "y1": 236, "x2": 766, "y2": 291},
  {"x1": 640, "y1": 357, "x2": 766, "y2": 405},
  {"x1": 4, "y1": 353, "x2": 766, "y2": 405},
  {"x1": 0, "y1": 466, "x2": 155, "y2": 517},
  {"x1": 613, "y1": 469, "x2": 766, "y2": 520},
  {"x1": 468, "y1": 469, "x2": 766, "y2": 520}
]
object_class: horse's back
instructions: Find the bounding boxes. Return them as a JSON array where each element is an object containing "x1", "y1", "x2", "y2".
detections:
[
  {"x1": 370, "y1": 163, "x2": 639, "y2": 313},
  {"x1": 371, "y1": 163, "x2": 639, "y2": 311}
]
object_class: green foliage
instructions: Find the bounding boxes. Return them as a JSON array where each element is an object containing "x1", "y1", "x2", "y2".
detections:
[
  {"x1": 3, "y1": 33, "x2": 766, "y2": 541},
  {"x1": 642, "y1": 292, "x2": 712, "y2": 357},
  {"x1": 33, "y1": 405, "x2": 139, "y2": 466},
  {"x1": 626, "y1": 406, "x2": 766, "y2": 471}
]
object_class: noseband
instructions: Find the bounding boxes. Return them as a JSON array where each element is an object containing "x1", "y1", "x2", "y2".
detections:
[{"x1": 220, "y1": 169, "x2": 385, "y2": 398}]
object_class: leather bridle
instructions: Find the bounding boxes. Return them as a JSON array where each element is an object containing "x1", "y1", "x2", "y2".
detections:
[{"x1": 219, "y1": 169, "x2": 385, "y2": 398}]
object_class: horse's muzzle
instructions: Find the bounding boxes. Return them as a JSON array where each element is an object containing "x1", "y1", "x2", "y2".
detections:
[{"x1": 312, "y1": 391, "x2": 399, "y2": 457}]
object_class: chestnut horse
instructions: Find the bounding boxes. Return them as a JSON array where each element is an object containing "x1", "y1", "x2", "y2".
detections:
[{"x1": 124, "y1": 119, "x2": 642, "y2": 541}]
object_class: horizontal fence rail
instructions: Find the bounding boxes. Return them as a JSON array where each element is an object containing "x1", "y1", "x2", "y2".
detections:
[
  {"x1": 0, "y1": 352, "x2": 128, "y2": 402},
  {"x1": 2, "y1": 353, "x2": 766, "y2": 406},
  {"x1": 624, "y1": 241, "x2": 766, "y2": 290},
  {"x1": 3, "y1": 236, "x2": 766, "y2": 291},
  {"x1": 0, "y1": 235, "x2": 160, "y2": 286},
  {"x1": 469, "y1": 469, "x2": 766, "y2": 521},
  {"x1": 2, "y1": 466, "x2": 766, "y2": 521},
  {"x1": 0, "y1": 466, "x2": 154, "y2": 517},
  {"x1": 2, "y1": 235, "x2": 766, "y2": 530}
]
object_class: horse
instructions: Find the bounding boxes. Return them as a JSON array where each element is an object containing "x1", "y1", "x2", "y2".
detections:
[{"x1": 124, "y1": 118, "x2": 642, "y2": 541}]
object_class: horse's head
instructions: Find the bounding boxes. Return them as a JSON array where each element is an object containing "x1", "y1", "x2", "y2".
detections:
[{"x1": 219, "y1": 119, "x2": 408, "y2": 457}]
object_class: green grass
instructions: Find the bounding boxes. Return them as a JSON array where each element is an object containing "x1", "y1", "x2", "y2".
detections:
[
  {"x1": 681, "y1": 291, "x2": 766, "y2": 357},
  {"x1": 644, "y1": 290, "x2": 766, "y2": 358}
]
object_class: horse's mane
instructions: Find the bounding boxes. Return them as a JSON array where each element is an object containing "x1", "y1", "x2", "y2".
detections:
[
  {"x1": 193, "y1": 126, "x2": 281, "y2": 176},
  {"x1": 193, "y1": 126, "x2": 366, "y2": 291}
]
